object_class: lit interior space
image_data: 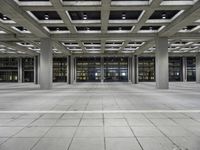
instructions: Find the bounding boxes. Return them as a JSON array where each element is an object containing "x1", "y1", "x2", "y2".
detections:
[{"x1": 0, "y1": 0, "x2": 200, "y2": 149}]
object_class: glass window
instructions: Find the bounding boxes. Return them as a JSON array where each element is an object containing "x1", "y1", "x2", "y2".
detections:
[
  {"x1": 22, "y1": 58, "x2": 34, "y2": 82},
  {"x1": 53, "y1": 57, "x2": 67, "y2": 82},
  {"x1": 169, "y1": 57, "x2": 183, "y2": 81},
  {"x1": 76, "y1": 57, "x2": 101, "y2": 82},
  {"x1": 0, "y1": 58, "x2": 18, "y2": 82},
  {"x1": 187, "y1": 57, "x2": 196, "y2": 81},
  {"x1": 138, "y1": 57, "x2": 155, "y2": 82},
  {"x1": 104, "y1": 57, "x2": 128, "y2": 82}
]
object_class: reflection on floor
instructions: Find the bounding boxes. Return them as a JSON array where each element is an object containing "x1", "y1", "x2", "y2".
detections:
[{"x1": 0, "y1": 82, "x2": 200, "y2": 150}]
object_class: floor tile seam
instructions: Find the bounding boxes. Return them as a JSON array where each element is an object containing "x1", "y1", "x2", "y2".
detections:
[
  {"x1": 29, "y1": 114, "x2": 64, "y2": 149},
  {"x1": 170, "y1": 118, "x2": 200, "y2": 137},
  {"x1": 102, "y1": 113, "x2": 106, "y2": 150},
  {"x1": 66, "y1": 113, "x2": 84, "y2": 150},
  {"x1": 30, "y1": 120, "x2": 58, "y2": 150},
  {"x1": 2, "y1": 110, "x2": 200, "y2": 114},
  {"x1": 124, "y1": 117, "x2": 144, "y2": 150},
  {"x1": 144, "y1": 115, "x2": 181, "y2": 149},
  {"x1": 0, "y1": 122, "x2": 29, "y2": 147}
]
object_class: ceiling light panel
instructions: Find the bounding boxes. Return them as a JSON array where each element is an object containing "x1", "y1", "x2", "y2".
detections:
[
  {"x1": 0, "y1": 13, "x2": 11, "y2": 21},
  {"x1": 149, "y1": 10, "x2": 180, "y2": 20},
  {"x1": 62, "y1": 0, "x2": 101, "y2": 6},
  {"x1": 68, "y1": 11, "x2": 101, "y2": 20},
  {"x1": 44, "y1": 26, "x2": 69, "y2": 33},
  {"x1": 11, "y1": 26, "x2": 31, "y2": 33},
  {"x1": 29, "y1": 11, "x2": 61, "y2": 20},
  {"x1": 109, "y1": 11, "x2": 142, "y2": 20},
  {"x1": 76, "y1": 26, "x2": 101, "y2": 31}
]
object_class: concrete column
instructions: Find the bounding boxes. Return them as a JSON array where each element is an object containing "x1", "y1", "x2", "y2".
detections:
[
  {"x1": 155, "y1": 37, "x2": 169, "y2": 89},
  {"x1": 67, "y1": 56, "x2": 70, "y2": 84},
  {"x1": 101, "y1": 57, "x2": 104, "y2": 82},
  {"x1": 128, "y1": 57, "x2": 132, "y2": 82},
  {"x1": 67, "y1": 55, "x2": 74, "y2": 84},
  {"x1": 71, "y1": 56, "x2": 75, "y2": 84},
  {"x1": 131, "y1": 55, "x2": 138, "y2": 84},
  {"x1": 18, "y1": 57, "x2": 22, "y2": 83},
  {"x1": 39, "y1": 38, "x2": 52, "y2": 90},
  {"x1": 34, "y1": 56, "x2": 39, "y2": 84},
  {"x1": 196, "y1": 53, "x2": 200, "y2": 83},
  {"x1": 74, "y1": 57, "x2": 77, "y2": 83},
  {"x1": 38, "y1": 55, "x2": 40, "y2": 84},
  {"x1": 182, "y1": 57, "x2": 187, "y2": 82}
]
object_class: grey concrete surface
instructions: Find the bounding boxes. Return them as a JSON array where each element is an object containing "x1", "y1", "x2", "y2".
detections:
[{"x1": 0, "y1": 82, "x2": 200, "y2": 150}]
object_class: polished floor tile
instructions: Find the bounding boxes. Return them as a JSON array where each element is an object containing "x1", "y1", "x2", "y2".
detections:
[
  {"x1": 0, "y1": 82, "x2": 200, "y2": 149},
  {"x1": 106, "y1": 138, "x2": 141, "y2": 150},
  {"x1": 32, "y1": 138, "x2": 71, "y2": 150},
  {"x1": 69, "y1": 138, "x2": 104, "y2": 150}
]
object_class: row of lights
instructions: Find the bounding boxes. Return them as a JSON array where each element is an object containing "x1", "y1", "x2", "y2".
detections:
[
  {"x1": 81, "y1": 12, "x2": 166, "y2": 20},
  {"x1": 1, "y1": 12, "x2": 167, "y2": 21}
]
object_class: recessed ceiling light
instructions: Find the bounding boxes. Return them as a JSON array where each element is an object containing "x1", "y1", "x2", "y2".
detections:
[
  {"x1": 23, "y1": 27, "x2": 27, "y2": 31},
  {"x1": 83, "y1": 13, "x2": 87, "y2": 20},
  {"x1": 44, "y1": 14, "x2": 49, "y2": 20},
  {"x1": 162, "y1": 13, "x2": 166, "y2": 19},
  {"x1": 183, "y1": 27, "x2": 187, "y2": 31},
  {"x1": 122, "y1": 13, "x2": 126, "y2": 20},
  {"x1": 3, "y1": 15, "x2": 7, "y2": 20}
]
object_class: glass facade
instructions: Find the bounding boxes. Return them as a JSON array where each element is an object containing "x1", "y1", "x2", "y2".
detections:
[
  {"x1": 53, "y1": 57, "x2": 67, "y2": 82},
  {"x1": 169, "y1": 57, "x2": 183, "y2": 81},
  {"x1": 104, "y1": 57, "x2": 128, "y2": 82},
  {"x1": 138, "y1": 57, "x2": 155, "y2": 82},
  {"x1": 22, "y1": 58, "x2": 34, "y2": 82},
  {"x1": 0, "y1": 56, "x2": 198, "y2": 83},
  {"x1": 0, "y1": 58, "x2": 18, "y2": 82},
  {"x1": 76, "y1": 57, "x2": 101, "y2": 82},
  {"x1": 187, "y1": 57, "x2": 196, "y2": 81}
]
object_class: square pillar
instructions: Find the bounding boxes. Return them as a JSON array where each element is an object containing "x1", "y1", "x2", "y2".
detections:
[
  {"x1": 101, "y1": 57, "x2": 104, "y2": 82},
  {"x1": 18, "y1": 57, "x2": 22, "y2": 83},
  {"x1": 182, "y1": 57, "x2": 187, "y2": 82},
  {"x1": 196, "y1": 53, "x2": 200, "y2": 83},
  {"x1": 74, "y1": 57, "x2": 77, "y2": 83},
  {"x1": 34, "y1": 56, "x2": 39, "y2": 84},
  {"x1": 131, "y1": 55, "x2": 138, "y2": 84},
  {"x1": 39, "y1": 38, "x2": 52, "y2": 90},
  {"x1": 128, "y1": 57, "x2": 132, "y2": 82},
  {"x1": 67, "y1": 55, "x2": 74, "y2": 84},
  {"x1": 155, "y1": 37, "x2": 169, "y2": 89},
  {"x1": 71, "y1": 56, "x2": 75, "y2": 84}
]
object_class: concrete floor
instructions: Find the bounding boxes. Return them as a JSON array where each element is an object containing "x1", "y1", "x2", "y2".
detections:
[{"x1": 0, "y1": 82, "x2": 200, "y2": 150}]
